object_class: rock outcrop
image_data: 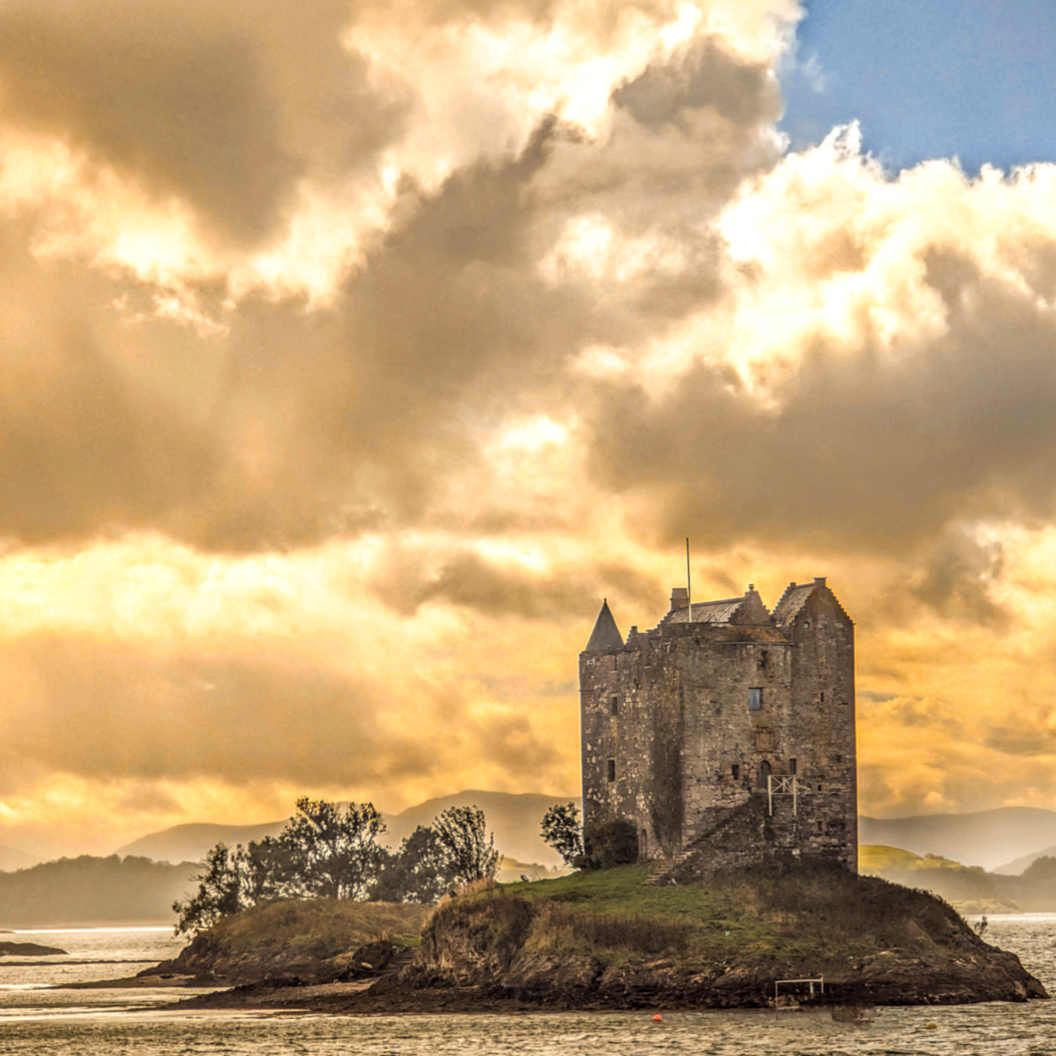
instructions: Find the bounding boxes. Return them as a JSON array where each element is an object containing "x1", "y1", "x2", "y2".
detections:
[{"x1": 0, "y1": 941, "x2": 67, "y2": 956}]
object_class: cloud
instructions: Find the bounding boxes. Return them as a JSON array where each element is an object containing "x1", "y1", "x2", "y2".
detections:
[
  {"x1": 583, "y1": 142, "x2": 1056, "y2": 561},
  {"x1": 0, "y1": 636, "x2": 437, "y2": 786},
  {"x1": 0, "y1": 0, "x2": 407, "y2": 246},
  {"x1": 5, "y1": 0, "x2": 1056, "y2": 835}
]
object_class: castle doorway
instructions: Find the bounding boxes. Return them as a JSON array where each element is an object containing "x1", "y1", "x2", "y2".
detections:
[{"x1": 757, "y1": 760, "x2": 771, "y2": 788}]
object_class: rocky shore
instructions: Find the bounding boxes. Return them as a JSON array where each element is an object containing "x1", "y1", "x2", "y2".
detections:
[
  {"x1": 156, "y1": 863, "x2": 1048, "y2": 1014},
  {"x1": 0, "y1": 941, "x2": 68, "y2": 956}
]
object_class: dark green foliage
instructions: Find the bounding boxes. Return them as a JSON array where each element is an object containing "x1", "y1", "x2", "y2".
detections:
[
  {"x1": 579, "y1": 816, "x2": 638, "y2": 870},
  {"x1": 280, "y1": 798, "x2": 387, "y2": 900},
  {"x1": 372, "y1": 825, "x2": 457, "y2": 904},
  {"x1": 540, "y1": 802, "x2": 582, "y2": 867},
  {"x1": 433, "y1": 805, "x2": 500, "y2": 884},
  {"x1": 174, "y1": 799, "x2": 504, "y2": 934},
  {"x1": 173, "y1": 843, "x2": 247, "y2": 936},
  {"x1": 174, "y1": 798, "x2": 389, "y2": 935}
]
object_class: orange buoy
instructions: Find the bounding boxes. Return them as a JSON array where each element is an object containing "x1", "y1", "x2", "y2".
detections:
[{"x1": 653, "y1": 1014, "x2": 662, "y2": 1022}]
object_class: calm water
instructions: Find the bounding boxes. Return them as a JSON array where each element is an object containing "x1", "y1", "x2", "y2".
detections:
[{"x1": 1, "y1": 916, "x2": 1056, "y2": 1053}]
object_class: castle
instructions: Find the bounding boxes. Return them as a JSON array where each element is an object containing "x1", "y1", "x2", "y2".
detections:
[{"x1": 580, "y1": 578, "x2": 858, "y2": 874}]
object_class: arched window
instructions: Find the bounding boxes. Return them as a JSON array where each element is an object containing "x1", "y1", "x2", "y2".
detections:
[{"x1": 757, "y1": 759, "x2": 772, "y2": 788}]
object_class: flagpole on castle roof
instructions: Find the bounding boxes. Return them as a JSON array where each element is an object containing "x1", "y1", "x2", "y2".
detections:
[{"x1": 686, "y1": 537, "x2": 692, "y2": 624}]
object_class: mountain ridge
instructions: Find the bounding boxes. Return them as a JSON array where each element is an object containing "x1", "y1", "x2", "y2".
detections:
[
  {"x1": 113, "y1": 800, "x2": 1056, "y2": 875},
  {"x1": 116, "y1": 790, "x2": 576, "y2": 868}
]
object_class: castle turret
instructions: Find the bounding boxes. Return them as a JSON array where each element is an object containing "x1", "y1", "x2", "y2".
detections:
[{"x1": 584, "y1": 599, "x2": 623, "y2": 654}]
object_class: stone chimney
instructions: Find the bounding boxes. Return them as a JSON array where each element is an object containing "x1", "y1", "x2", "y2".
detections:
[{"x1": 669, "y1": 587, "x2": 689, "y2": 613}]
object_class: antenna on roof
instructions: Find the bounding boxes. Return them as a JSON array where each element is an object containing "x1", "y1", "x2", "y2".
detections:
[{"x1": 686, "y1": 537, "x2": 692, "y2": 624}]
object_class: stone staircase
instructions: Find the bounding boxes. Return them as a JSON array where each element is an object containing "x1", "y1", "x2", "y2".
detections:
[
  {"x1": 642, "y1": 799, "x2": 768, "y2": 886},
  {"x1": 642, "y1": 849, "x2": 695, "y2": 887}
]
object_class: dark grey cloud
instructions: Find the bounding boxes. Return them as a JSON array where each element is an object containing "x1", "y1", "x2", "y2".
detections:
[
  {"x1": 584, "y1": 268, "x2": 1056, "y2": 556},
  {"x1": 613, "y1": 36, "x2": 779, "y2": 131},
  {"x1": 0, "y1": 25, "x2": 789, "y2": 555},
  {"x1": 0, "y1": 0, "x2": 407, "y2": 244},
  {"x1": 370, "y1": 549, "x2": 663, "y2": 620},
  {"x1": 910, "y1": 526, "x2": 1007, "y2": 628}
]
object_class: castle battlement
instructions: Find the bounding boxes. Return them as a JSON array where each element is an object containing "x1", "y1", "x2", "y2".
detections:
[{"x1": 580, "y1": 579, "x2": 858, "y2": 874}]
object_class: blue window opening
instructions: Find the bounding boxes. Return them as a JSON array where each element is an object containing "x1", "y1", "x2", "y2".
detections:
[{"x1": 748, "y1": 688, "x2": 762, "y2": 711}]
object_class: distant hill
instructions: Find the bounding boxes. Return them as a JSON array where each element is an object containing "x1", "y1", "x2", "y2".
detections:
[
  {"x1": 0, "y1": 855, "x2": 195, "y2": 927},
  {"x1": 117, "y1": 790, "x2": 577, "y2": 868},
  {"x1": 994, "y1": 844, "x2": 1056, "y2": 876},
  {"x1": 383, "y1": 790, "x2": 573, "y2": 867},
  {"x1": 861, "y1": 843, "x2": 1056, "y2": 912},
  {"x1": 116, "y1": 822, "x2": 287, "y2": 864},
  {"x1": 859, "y1": 807, "x2": 1056, "y2": 871}
]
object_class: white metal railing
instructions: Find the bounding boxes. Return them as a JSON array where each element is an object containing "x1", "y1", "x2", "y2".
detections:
[
  {"x1": 767, "y1": 774, "x2": 797, "y2": 816},
  {"x1": 775, "y1": 976, "x2": 824, "y2": 1005}
]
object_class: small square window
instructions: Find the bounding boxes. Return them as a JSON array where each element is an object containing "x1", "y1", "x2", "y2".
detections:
[
  {"x1": 731, "y1": 764, "x2": 740, "y2": 780},
  {"x1": 748, "y1": 688, "x2": 762, "y2": 711},
  {"x1": 611, "y1": 696, "x2": 618, "y2": 715},
  {"x1": 607, "y1": 758, "x2": 616, "y2": 782}
]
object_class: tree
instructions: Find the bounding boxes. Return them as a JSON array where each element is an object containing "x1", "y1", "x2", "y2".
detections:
[
  {"x1": 278, "y1": 797, "x2": 388, "y2": 900},
  {"x1": 241, "y1": 835, "x2": 301, "y2": 904},
  {"x1": 173, "y1": 843, "x2": 248, "y2": 936},
  {"x1": 433, "y1": 805, "x2": 500, "y2": 885},
  {"x1": 372, "y1": 825, "x2": 457, "y2": 903},
  {"x1": 580, "y1": 816, "x2": 638, "y2": 870},
  {"x1": 540, "y1": 802, "x2": 583, "y2": 867}
]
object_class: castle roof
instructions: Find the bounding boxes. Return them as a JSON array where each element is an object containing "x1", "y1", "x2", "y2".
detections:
[
  {"x1": 771, "y1": 581, "x2": 817, "y2": 625},
  {"x1": 662, "y1": 597, "x2": 745, "y2": 625},
  {"x1": 584, "y1": 599, "x2": 624, "y2": 654}
]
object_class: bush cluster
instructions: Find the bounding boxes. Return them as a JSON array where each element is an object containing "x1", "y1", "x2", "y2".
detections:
[{"x1": 174, "y1": 799, "x2": 499, "y2": 935}]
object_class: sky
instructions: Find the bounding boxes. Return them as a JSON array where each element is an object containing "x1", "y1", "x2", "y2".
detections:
[{"x1": 3, "y1": 0, "x2": 1056, "y2": 857}]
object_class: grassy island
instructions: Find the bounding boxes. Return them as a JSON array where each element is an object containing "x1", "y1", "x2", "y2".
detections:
[{"x1": 160, "y1": 863, "x2": 1047, "y2": 1012}]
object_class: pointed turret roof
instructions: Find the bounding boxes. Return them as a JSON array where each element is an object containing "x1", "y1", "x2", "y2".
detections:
[{"x1": 585, "y1": 599, "x2": 623, "y2": 654}]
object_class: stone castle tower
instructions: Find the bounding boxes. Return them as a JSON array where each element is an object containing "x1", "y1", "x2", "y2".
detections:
[{"x1": 579, "y1": 578, "x2": 857, "y2": 874}]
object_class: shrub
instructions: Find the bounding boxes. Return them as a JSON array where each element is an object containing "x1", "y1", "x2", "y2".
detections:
[{"x1": 579, "y1": 817, "x2": 639, "y2": 870}]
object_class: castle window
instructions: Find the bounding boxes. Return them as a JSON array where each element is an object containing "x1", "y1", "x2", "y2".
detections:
[
  {"x1": 758, "y1": 651, "x2": 768, "y2": 671},
  {"x1": 789, "y1": 758, "x2": 797, "y2": 775},
  {"x1": 820, "y1": 692, "x2": 824, "y2": 703},
  {"x1": 748, "y1": 687, "x2": 762, "y2": 711},
  {"x1": 607, "y1": 759, "x2": 616, "y2": 783},
  {"x1": 731, "y1": 764, "x2": 740, "y2": 780},
  {"x1": 611, "y1": 696, "x2": 618, "y2": 715}
]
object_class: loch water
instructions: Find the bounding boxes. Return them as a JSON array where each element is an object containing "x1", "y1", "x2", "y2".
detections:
[{"x1": 3, "y1": 916, "x2": 1056, "y2": 1054}]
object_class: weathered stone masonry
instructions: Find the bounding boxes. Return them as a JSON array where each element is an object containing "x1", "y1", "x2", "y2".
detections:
[{"x1": 580, "y1": 579, "x2": 857, "y2": 873}]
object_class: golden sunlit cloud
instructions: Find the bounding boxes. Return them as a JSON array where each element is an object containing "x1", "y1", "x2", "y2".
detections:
[{"x1": 2, "y1": 0, "x2": 1056, "y2": 857}]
